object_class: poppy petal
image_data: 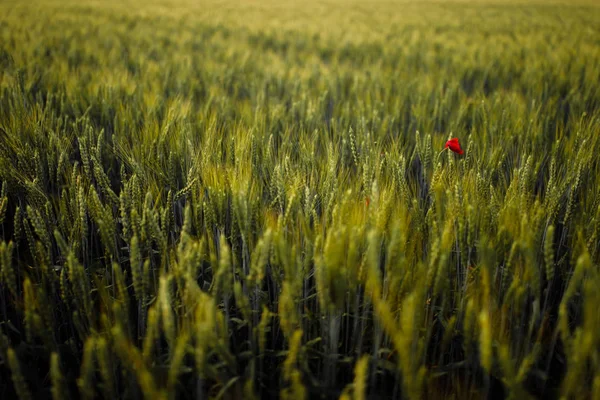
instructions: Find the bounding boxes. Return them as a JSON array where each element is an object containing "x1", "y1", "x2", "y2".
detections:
[{"x1": 444, "y1": 138, "x2": 463, "y2": 155}]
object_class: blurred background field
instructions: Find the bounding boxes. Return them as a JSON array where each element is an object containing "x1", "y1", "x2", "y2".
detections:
[{"x1": 0, "y1": 0, "x2": 599, "y2": 399}]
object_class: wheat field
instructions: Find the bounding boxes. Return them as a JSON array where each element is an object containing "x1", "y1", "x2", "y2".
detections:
[{"x1": 0, "y1": 0, "x2": 599, "y2": 399}]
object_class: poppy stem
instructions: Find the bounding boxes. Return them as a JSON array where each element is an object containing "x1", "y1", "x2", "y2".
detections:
[{"x1": 436, "y1": 147, "x2": 448, "y2": 163}]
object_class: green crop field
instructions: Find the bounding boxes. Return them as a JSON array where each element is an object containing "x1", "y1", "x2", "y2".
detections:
[{"x1": 0, "y1": 0, "x2": 599, "y2": 399}]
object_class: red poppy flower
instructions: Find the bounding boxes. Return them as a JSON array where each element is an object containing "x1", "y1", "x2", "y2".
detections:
[
  {"x1": 445, "y1": 138, "x2": 464, "y2": 155},
  {"x1": 366, "y1": 196, "x2": 370, "y2": 207}
]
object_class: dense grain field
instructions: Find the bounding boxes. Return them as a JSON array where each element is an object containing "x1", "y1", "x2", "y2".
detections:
[{"x1": 1, "y1": 0, "x2": 600, "y2": 399}]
